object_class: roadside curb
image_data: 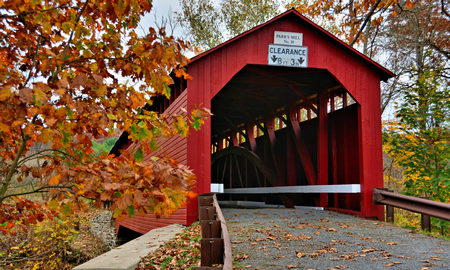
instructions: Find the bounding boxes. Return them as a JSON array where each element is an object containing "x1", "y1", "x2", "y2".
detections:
[{"x1": 73, "y1": 224, "x2": 184, "y2": 270}]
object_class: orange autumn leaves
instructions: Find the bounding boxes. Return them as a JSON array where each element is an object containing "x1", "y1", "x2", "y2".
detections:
[{"x1": 0, "y1": 0, "x2": 208, "y2": 234}]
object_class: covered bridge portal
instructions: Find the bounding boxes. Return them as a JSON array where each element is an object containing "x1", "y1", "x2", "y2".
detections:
[{"x1": 114, "y1": 9, "x2": 394, "y2": 234}]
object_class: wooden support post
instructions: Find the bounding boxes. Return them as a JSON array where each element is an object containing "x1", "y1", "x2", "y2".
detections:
[
  {"x1": 297, "y1": 106, "x2": 302, "y2": 122},
  {"x1": 246, "y1": 124, "x2": 257, "y2": 152},
  {"x1": 331, "y1": 123, "x2": 338, "y2": 208},
  {"x1": 258, "y1": 119, "x2": 293, "y2": 208},
  {"x1": 386, "y1": 205, "x2": 394, "y2": 223},
  {"x1": 330, "y1": 95, "x2": 335, "y2": 112},
  {"x1": 285, "y1": 107, "x2": 317, "y2": 186},
  {"x1": 420, "y1": 196, "x2": 431, "y2": 231},
  {"x1": 217, "y1": 138, "x2": 224, "y2": 151},
  {"x1": 231, "y1": 133, "x2": 238, "y2": 146},
  {"x1": 200, "y1": 220, "x2": 222, "y2": 238},
  {"x1": 317, "y1": 93, "x2": 329, "y2": 207},
  {"x1": 286, "y1": 134, "x2": 296, "y2": 186},
  {"x1": 421, "y1": 214, "x2": 431, "y2": 232},
  {"x1": 200, "y1": 238, "x2": 224, "y2": 266},
  {"x1": 263, "y1": 117, "x2": 284, "y2": 186},
  {"x1": 342, "y1": 92, "x2": 348, "y2": 107},
  {"x1": 199, "y1": 206, "x2": 217, "y2": 220},
  {"x1": 198, "y1": 196, "x2": 214, "y2": 207}
]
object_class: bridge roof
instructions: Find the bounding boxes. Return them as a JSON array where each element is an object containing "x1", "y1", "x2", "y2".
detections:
[{"x1": 190, "y1": 8, "x2": 394, "y2": 81}]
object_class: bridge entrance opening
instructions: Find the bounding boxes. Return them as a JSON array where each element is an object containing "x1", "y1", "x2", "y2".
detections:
[{"x1": 211, "y1": 64, "x2": 361, "y2": 212}]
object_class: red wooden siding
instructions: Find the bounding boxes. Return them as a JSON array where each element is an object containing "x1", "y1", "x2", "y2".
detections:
[
  {"x1": 116, "y1": 90, "x2": 189, "y2": 234},
  {"x1": 147, "y1": 90, "x2": 188, "y2": 165},
  {"x1": 115, "y1": 207, "x2": 187, "y2": 234}
]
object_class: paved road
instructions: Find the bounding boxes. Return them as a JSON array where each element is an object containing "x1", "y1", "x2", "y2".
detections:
[{"x1": 222, "y1": 208, "x2": 449, "y2": 270}]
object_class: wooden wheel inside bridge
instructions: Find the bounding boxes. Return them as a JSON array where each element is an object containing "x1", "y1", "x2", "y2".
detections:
[{"x1": 211, "y1": 146, "x2": 277, "y2": 190}]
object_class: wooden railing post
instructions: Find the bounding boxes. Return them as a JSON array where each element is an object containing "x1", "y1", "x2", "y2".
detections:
[
  {"x1": 420, "y1": 196, "x2": 431, "y2": 232},
  {"x1": 195, "y1": 193, "x2": 232, "y2": 270},
  {"x1": 386, "y1": 205, "x2": 394, "y2": 223},
  {"x1": 421, "y1": 214, "x2": 431, "y2": 232}
]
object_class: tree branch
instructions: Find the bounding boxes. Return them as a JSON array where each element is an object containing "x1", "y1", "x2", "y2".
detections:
[
  {"x1": 0, "y1": 185, "x2": 72, "y2": 202},
  {"x1": 24, "y1": 35, "x2": 42, "y2": 87},
  {"x1": 0, "y1": 2, "x2": 72, "y2": 19},
  {"x1": 349, "y1": 0, "x2": 383, "y2": 47},
  {"x1": 0, "y1": 131, "x2": 29, "y2": 201},
  {"x1": 17, "y1": 148, "x2": 82, "y2": 167},
  {"x1": 61, "y1": 0, "x2": 89, "y2": 62},
  {"x1": 442, "y1": 0, "x2": 450, "y2": 18}
]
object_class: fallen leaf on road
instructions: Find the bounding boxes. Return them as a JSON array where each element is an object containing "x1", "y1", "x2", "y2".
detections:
[
  {"x1": 387, "y1": 241, "x2": 397, "y2": 245},
  {"x1": 231, "y1": 240, "x2": 244, "y2": 244},
  {"x1": 361, "y1": 248, "x2": 378, "y2": 253},
  {"x1": 286, "y1": 265, "x2": 295, "y2": 268},
  {"x1": 328, "y1": 228, "x2": 337, "y2": 232}
]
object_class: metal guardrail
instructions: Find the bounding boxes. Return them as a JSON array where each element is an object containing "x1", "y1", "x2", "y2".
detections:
[
  {"x1": 195, "y1": 193, "x2": 232, "y2": 270},
  {"x1": 373, "y1": 188, "x2": 450, "y2": 231}
]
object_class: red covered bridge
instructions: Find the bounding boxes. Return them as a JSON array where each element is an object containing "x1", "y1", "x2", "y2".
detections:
[{"x1": 111, "y1": 9, "x2": 394, "y2": 235}]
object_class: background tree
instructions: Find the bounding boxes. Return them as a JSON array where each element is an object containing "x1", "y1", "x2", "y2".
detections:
[
  {"x1": 0, "y1": 0, "x2": 209, "y2": 234},
  {"x1": 177, "y1": 0, "x2": 280, "y2": 50}
]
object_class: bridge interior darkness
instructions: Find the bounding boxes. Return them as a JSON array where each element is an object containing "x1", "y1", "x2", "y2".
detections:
[{"x1": 211, "y1": 64, "x2": 361, "y2": 211}]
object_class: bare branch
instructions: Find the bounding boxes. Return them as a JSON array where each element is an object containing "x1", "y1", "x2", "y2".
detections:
[
  {"x1": 442, "y1": 0, "x2": 450, "y2": 17},
  {"x1": 18, "y1": 148, "x2": 82, "y2": 167},
  {"x1": 349, "y1": 0, "x2": 383, "y2": 47},
  {"x1": 60, "y1": 0, "x2": 90, "y2": 63},
  {"x1": 1, "y1": 185, "x2": 72, "y2": 202}
]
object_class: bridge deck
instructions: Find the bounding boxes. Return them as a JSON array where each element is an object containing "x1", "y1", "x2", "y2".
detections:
[{"x1": 223, "y1": 208, "x2": 449, "y2": 269}]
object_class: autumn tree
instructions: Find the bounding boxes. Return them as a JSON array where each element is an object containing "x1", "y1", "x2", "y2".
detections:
[
  {"x1": 382, "y1": 0, "x2": 449, "y2": 221},
  {"x1": 177, "y1": 0, "x2": 280, "y2": 50},
  {"x1": 0, "y1": 0, "x2": 208, "y2": 234}
]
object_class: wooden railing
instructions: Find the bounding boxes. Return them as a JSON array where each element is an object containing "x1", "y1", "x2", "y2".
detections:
[
  {"x1": 373, "y1": 188, "x2": 450, "y2": 231},
  {"x1": 195, "y1": 193, "x2": 232, "y2": 270}
]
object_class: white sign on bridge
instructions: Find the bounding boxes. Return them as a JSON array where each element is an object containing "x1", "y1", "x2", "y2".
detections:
[
  {"x1": 268, "y1": 44, "x2": 308, "y2": 68},
  {"x1": 274, "y1": 31, "x2": 303, "y2": 46}
]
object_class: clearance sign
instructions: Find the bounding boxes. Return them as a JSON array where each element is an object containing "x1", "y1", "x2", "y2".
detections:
[{"x1": 268, "y1": 31, "x2": 308, "y2": 68}]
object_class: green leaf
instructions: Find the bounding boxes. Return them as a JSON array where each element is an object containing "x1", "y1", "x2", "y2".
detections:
[
  {"x1": 127, "y1": 205, "x2": 135, "y2": 217},
  {"x1": 134, "y1": 147, "x2": 144, "y2": 162},
  {"x1": 107, "y1": 113, "x2": 117, "y2": 120},
  {"x1": 66, "y1": 106, "x2": 74, "y2": 119},
  {"x1": 130, "y1": 123, "x2": 137, "y2": 135},
  {"x1": 191, "y1": 116, "x2": 202, "y2": 130},
  {"x1": 137, "y1": 127, "x2": 150, "y2": 140},
  {"x1": 150, "y1": 139, "x2": 158, "y2": 151},
  {"x1": 164, "y1": 83, "x2": 171, "y2": 99}
]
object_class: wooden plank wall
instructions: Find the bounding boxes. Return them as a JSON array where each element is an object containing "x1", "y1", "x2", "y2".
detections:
[{"x1": 116, "y1": 90, "x2": 189, "y2": 234}]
